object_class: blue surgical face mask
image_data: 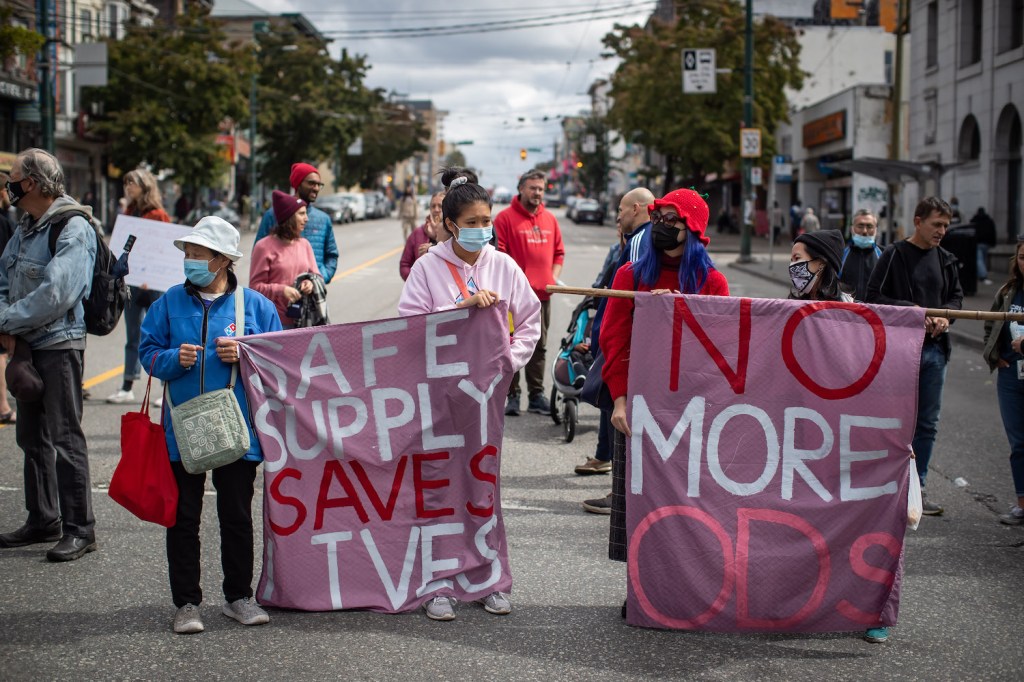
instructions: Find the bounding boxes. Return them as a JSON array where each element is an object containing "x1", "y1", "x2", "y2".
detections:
[
  {"x1": 184, "y1": 258, "x2": 219, "y2": 287},
  {"x1": 453, "y1": 224, "x2": 492, "y2": 252},
  {"x1": 852, "y1": 233, "x2": 876, "y2": 249}
]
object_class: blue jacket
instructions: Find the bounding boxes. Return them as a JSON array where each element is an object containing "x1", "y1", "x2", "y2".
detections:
[
  {"x1": 256, "y1": 203, "x2": 339, "y2": 282},
  {"x1": 0, "y1": 196, "x2": 97, "y2": 348},
  {"x1": 139, "y1": 275, "x2": 283, "y2": 462}
]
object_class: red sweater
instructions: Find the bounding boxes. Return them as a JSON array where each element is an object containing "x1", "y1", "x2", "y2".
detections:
[
  {"x1": 494, "y1": 196, "x2": 565, "y2": 301},
  {"x1": 601, "y1": 258, "x2": 730, "y2": 400},
  {"x1": 399, "y1": 222, "x2": 437, "y2": 281}
]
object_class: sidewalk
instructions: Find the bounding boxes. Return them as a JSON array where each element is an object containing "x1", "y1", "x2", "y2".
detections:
[{"x1": 718, "y1": 231, "x2": 1001, "y2": 352}]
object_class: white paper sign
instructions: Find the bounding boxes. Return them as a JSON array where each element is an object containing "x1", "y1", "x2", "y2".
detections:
[{"x1": 110, "y1": 215, "x2": 193, "y2": 293}]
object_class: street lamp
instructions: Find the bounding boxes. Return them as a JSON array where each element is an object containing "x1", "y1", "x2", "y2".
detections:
[{"x1": 249, "y1": 20, "x2": 269, "y2": 229}]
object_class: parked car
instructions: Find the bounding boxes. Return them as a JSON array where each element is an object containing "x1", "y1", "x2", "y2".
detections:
[
  {"x1": 317, "y1": 193, "x2": 355, "y2": 224},
  {"x1": 364, "y1": 191, "x2": 388, "y2": 219},
  {"x1": 184, "y1": 201, "x2": 240, "y2": 227},
  {"x1": 573, "y1": 198, "x2": 605, "y2": 225},
  {"x1": 565, "y1": 196, "x2": 580, "y2": 221},
  {"x1": 543, "y1": 192, "x2": 562, "y2": 208},
  {"x1": 339, "y1": 192, "x2": 367, "y2": 220}
]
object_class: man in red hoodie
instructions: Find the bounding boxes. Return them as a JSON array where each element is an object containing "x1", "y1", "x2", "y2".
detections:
[{"x1": 494, "y1": 169, "x2": 566, "y2": 416}]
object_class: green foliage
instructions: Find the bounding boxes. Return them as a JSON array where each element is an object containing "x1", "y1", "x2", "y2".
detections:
[
  {"x1": 572, "y1": 116, "x2": 610, "y2": 197},
  {"x1": 333, "y1": 100, "x2": 427, "y2": 189},
  {"x1": 0, "y1": 8, "x2": 45, "y2": 63},
  {"x1": 443, "y1": 149, "x2": 467, "y2": 169},
  {"x1": 255, "y1": 34, "x2": 374, "y2": 187},
  {"x1": 88, "y1": 7, "x2": 249, "y2": 191},
  {"x1": 602, "y1": 0, "x2": 803, "y2": 190}
]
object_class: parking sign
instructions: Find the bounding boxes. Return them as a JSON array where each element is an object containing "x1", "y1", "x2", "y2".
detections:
[{"x1": 740, "y1": 128, "x2": 761, "y2": 158}]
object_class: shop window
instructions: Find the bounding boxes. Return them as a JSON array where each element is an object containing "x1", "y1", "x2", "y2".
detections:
[
  {"x1": 958, "y1": 115, "x2": 981, "y2": 161},
  {"x1": 997, "y1": 0, "x2": 1024, "y2": 53},
  {"x1": 960, "y1": 0, "x2": 983, "y2": 67}
]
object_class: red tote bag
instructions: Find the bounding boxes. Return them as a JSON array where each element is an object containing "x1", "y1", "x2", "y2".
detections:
[{"x1": 109, "y1": 363, "x2": 178, "y2": 527}]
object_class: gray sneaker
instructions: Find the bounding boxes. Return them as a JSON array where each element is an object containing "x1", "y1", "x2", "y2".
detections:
[
  {"x1": 222, "y1": 597, "x2": 269, "y2": 626},
  {"x1": 1000, "y1": 505, "x2": 1024, "y2": 525},
  {"x1": 481, "y1": 591, "x2": 512, "y2": 615},
  {"x1": 423, "y1": 596, "x2": 456, "y2": 621},
  {"x1": 173, "y1": 604, "x2": 204, "y2": 634}
]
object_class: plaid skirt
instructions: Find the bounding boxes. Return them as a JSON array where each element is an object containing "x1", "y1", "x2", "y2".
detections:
[{"x1": 608, "y1": 429, "x2": 627, "y2": 562}]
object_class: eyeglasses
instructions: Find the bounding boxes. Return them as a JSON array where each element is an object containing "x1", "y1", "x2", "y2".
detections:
[
  {"x1": 651, "y1": 212, "x2": 687, "y2": 229},
  {"x1": 304, "y1": 181, "x2": 325, "y2": 189}
]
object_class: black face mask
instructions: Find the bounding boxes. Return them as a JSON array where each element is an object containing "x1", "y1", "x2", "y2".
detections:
[
  {"x1": 651, "y1": 222, "x2": 683, "y2": 251},
  {"x1": 5, "y1": 177, "x2": 28, "y2": 205}
]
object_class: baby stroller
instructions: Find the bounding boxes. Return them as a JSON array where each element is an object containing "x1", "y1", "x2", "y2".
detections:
[{"x1": 549, "y1": 296, "x2": 598, "y2": 442}]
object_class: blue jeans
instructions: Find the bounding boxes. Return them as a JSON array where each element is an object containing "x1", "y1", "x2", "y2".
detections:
[
  {"x1": 124, "y1": 286, "x2": 163, "y2": 382},
  {"x1": 977, "y1": 243, "x2": 990, "y2": 280},
  {"x1": 996, "y1": 366, "x2": 1024, "y2": 497},
  {"x1": 913, "y1": 343, "x2": 948, "y2": 487}
]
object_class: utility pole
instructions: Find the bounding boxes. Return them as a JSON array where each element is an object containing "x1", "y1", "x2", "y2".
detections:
[
  {"x1": 249, "y1": 21, "x2": 268, "y2": 229},
  {"x1": 37, "y1": 0, "x2": 55, "y2": 153},
  {"x1": 887, "y1": 0, "x2": 907, "y2": 247},
  {"x1": 738, "y1": 0, "x2": 754, "y2": 262}
]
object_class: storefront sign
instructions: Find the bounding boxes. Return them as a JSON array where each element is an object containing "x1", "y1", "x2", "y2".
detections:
[
  {"x1": 803, "y1": 111, "x2": 846, "y2": 148},
  {"x1": 0, "y1": 78, "x2": 36, "y2": 102}
]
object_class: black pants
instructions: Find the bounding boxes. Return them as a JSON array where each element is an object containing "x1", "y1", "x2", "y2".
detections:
[
  {"x1": 509, "y1": 298, "x2": 550, "y2": 398},
  {"x1": 15, "y1": 348, "x2": 94, "y2": 538},
  {"x1": 167, "y1": 459, "x2": 258, "y2": 608}
]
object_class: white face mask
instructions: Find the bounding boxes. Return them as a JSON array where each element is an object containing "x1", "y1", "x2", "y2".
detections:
[{"x1": 789, "y1": 260, "x2": 819, "y2": 297}]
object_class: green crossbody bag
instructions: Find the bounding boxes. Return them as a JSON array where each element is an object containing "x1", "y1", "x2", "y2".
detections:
[{"x1": 167, "y1": 288, "x2": 251, "y2": 474}]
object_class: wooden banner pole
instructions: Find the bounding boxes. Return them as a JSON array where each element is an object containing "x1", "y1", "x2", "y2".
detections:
[{"x1": 545, "y1": 285, "x2": 1024, "y2": 322}]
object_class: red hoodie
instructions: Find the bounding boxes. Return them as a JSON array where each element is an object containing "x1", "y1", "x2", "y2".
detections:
[{"x1": 494, "y1": 196, "x2": 565, "y2": 301}]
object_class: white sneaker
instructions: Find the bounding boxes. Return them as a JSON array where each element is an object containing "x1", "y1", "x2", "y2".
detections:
[
  {"x1": 105, "y1": 389, "x2": 135, "y2": 404},
  {"x1": 173, "y1": 604, "x2": 204, "y2": 634},
  {"x1": 222, "y1": 597, "x2": 269, "y2": 626},
  {"x1": 152, "y1": 395, "x2": 163, "y2": 409}
]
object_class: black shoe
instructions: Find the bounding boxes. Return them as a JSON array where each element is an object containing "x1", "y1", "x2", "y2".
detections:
[
  {"x1": 921, "y1": 491, "x2": 944, "y2": 516},
  {"x1": 582, "y1": 493, "x2": 612, "y2": 515},
  {"x1": 0, "y1": 523, "x2": 62, "y2": 548},
  {"x1": 505, "y1": 393, "x2": 521, "y2": 417},
  {"x1": 621, "y1": 599, "x2": 627, "y2": 619},
  {"x1": 527, "y1": 393, "x2": 551, "y2": 414},
  {"x1": 46, "y1": 535, "x2": 97, "y2": 562}
]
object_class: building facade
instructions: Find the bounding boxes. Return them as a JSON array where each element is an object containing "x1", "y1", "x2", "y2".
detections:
[{"x1": 909, "y1": 0, "x2": 1024, "y2": 241}]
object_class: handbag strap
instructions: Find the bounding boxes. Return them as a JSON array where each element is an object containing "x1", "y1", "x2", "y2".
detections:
[
  {"x1": 140, "y1": 355, "x2": 158, "y2": 415},
  {"x1": 445, "y1": 261, "x2": 472, "y2": 301},
  {"x1": 166, "y1": 287, "x2": 245, "y2": 407}
]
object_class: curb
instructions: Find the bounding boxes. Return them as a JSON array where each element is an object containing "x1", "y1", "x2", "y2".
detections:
[{"x1": 727, "y1": 261, "x2": 986, "y2": 353}]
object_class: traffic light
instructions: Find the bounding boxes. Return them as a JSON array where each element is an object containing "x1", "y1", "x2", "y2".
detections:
[
  {"x1": 576, "y1": 161, "x2": 584, "y2": 168},
  {"x1": 520, "y1": 148, "x2": 527, "y2": 160}
]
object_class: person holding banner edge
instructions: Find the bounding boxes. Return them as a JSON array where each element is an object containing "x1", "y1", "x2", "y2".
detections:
[
  {"x1": 867, "y1": 197, "x2": 963, "y2": 516},
  {"x1": 398, "y1": 167, "x2": 541, "y2": 621},
  {"x1": 981, "y1": 238, "x2": 1024, "y2": 525},
  {"x1": 139, "y1": 216, "x2": 282, "y2": 635},
  {"x1": 106, "y1": 168, "x2": 172, "y2": 405},
  {"x1": 599, "y1": 188, "x2": 729, "y2": 616}
]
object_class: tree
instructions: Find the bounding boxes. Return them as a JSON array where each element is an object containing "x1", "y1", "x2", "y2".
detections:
[
  {"x1": 443, "y1": 149, "x2": 467, "y2": 169},
  {"x1": 254, "y1": 34, "x2": 375, "y2": 187},
  {"x1": 602, "y1": 0, "x2": 803, "y2": 191},
  {"x1": 334, "y1": 100, "x2": 427, "y2": 189},
  {"x1": 87, "y1": 8, "x2": 249, "y2": 193},
  {"x1": 572, "y1": 115, "x2": 610, "y2": 198},
  {"x1": 0, "y1": 8, "x2": 44, "y2": 64}
]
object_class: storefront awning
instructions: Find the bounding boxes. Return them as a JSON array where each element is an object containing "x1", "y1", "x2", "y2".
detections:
[{"x1": 822, "y1": 157, "x2": 959, "y2": 185}]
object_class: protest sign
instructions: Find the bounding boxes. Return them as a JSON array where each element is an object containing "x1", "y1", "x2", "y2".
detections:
[
  {"x1": 237, "y1": 305, "x2": 515, "y2": 612},
  {"x1": 624, "y1": 294, "x2": 924, "y2": 632},
  {"x1": 110, "y1": 215, "x2": 192, "y2": 292}
]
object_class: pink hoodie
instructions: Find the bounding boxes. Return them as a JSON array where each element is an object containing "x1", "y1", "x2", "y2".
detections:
[{"x1": 398, "y1": 240, "x2": 541, "y2": 372}]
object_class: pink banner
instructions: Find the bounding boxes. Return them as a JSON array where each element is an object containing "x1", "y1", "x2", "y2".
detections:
[
  {"x1": 237, "y1": 305, "x2": 515, "y2": 612},
  {"x1": 625, "y1": 294, "x2": 925, "y2": 632}
]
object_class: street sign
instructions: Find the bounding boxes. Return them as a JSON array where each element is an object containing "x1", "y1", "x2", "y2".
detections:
[
  {"x1": 582, "y1": 134, "x2": 597, "y2": 154},
  {"x1": 682, "y1": 48, "x2": 717, "y2": 94},
  {"x1": 347, "y1": 137, "x2": 363, "y2": 156},
  {"x1": 750, "y1": 167, "x2": 763, "y2": 186},
  {"x1": 773, "y1": 155, "x2": 793, "y2": 182},
  {"x1": 740, "y1": 127, "x2": 761, "y2": 158}
]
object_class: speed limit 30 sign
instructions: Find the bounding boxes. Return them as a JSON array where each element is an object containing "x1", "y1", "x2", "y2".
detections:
[{"x1": 740, "y1": 128, "x2": 761, "y2": 158}]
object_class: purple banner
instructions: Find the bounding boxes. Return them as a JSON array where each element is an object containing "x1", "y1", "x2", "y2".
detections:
[
  {"x1": 625, "y1": 294, "x2": 924, "y2": 632},
  {"x1": 237, "y1": 305, "x2": 515, "y2": 612}
]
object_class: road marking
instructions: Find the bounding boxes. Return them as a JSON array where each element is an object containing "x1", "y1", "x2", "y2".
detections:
[
  {"x1": 72, "y1": 247, "x2": 404, "y2": 397},
  {"x1": 334, "y1": 246, "x2": 403, "y2": 280}
]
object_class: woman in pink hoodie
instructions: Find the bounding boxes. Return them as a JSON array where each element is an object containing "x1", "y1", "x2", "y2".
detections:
[{"x1": 398, "y1": 167, "x2": 541, "y2": 622}]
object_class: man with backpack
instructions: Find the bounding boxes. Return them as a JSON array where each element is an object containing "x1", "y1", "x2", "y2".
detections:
[{"x1": 0, "y1": 148, "x2": 99, "y2": 562}]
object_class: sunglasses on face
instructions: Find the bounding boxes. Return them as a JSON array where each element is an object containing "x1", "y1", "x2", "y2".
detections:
[{"x1": 651, "y1": 212, "x2": 687, "y2": 229}]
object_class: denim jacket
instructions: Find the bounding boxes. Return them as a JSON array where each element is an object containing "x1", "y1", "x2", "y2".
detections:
[{"x1": 0, "y1": 196, "x2": 97, "y2": 348}]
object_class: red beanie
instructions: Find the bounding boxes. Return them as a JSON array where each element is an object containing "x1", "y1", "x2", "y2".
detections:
[
  {"x1": 648, "y1": 188, "x2": 711, "y2": 246},
  {"x1": 289, "y1": 162, "x2": 319, "y2": 190},
  {"x1": 272, "y1": 189, "x2": 305, "y2": 225}
]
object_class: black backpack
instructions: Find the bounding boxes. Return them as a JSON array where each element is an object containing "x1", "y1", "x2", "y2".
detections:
[{"x1": 48, "y1": 210, "x2": 127, "y2": 336}]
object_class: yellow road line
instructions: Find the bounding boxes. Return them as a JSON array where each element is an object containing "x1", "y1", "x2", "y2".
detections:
[
  {"x1": 334, "y1": 246, "x2": 403, "y2": 280},
  {"x1": 73, "y1": 246, "x2": 403, "y2": 395},
  {"x1": 83, "y1": 364, "x2": 124, "y2": 390}
]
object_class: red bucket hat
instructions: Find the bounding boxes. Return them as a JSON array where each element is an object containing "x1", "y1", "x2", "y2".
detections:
[{"x1": 648, "y1": 188, "x2": 711, "y2": 246}]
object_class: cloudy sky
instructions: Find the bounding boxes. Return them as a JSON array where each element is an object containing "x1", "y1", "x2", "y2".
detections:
[{"x1": 245, "y1": 0, "x2": 656, "y2": 190}]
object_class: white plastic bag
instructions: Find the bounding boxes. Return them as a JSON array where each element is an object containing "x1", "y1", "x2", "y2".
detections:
[{"x1": 907, "y1": 458, "x2": 922, "y2": 530}]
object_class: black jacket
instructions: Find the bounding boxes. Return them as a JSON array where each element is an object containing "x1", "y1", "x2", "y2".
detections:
[
  {"x1": 839, "y1": 242, "x2": 882, "y2": 302},
  {"x1": 866, "y1": 240, "x2": 964, "y2": 359}
]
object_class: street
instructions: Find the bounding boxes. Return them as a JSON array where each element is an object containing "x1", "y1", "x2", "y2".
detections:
[{"x1": 1, "y1": 211, "x2": 1022, "y2": 681}]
